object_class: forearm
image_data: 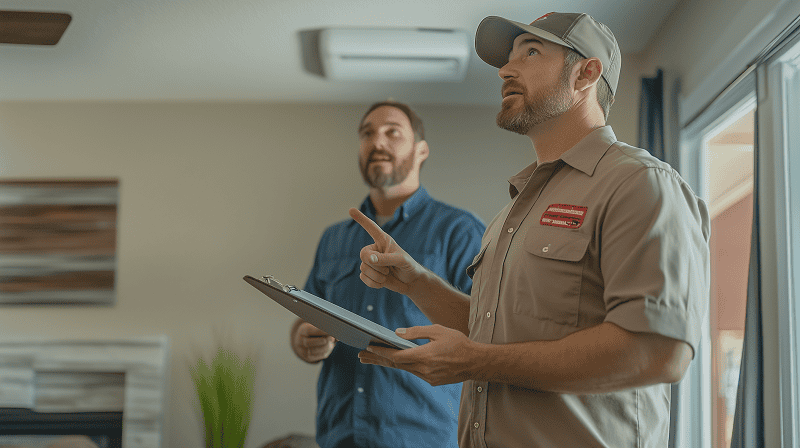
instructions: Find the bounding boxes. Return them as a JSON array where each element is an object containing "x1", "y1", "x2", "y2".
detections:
[
  {"x1": 471, "y1": 322, "x2": 691, "y2": 394},
  {"x1": 406, "y1": 268, "x2": 471, "y2": 334}
]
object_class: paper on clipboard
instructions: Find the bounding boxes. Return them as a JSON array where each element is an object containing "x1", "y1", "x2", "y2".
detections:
[{"x1": 243, "y1": 275, "x2": 418, "y2": 350}]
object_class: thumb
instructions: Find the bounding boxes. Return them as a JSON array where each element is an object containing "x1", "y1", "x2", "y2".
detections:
[
  {"x1": 366, "y1": 250, "x2": 406, "y2": 267},
  {"x1": 395, "y1": 326, "x2": 430, "y2": 341}
]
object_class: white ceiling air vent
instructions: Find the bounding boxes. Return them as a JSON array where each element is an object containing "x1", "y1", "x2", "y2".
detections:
[{"x1": 318, "y1": 27, "x2": 470, "y2": 82}]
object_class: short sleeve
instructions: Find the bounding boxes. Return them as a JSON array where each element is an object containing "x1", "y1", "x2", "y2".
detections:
[
  {"x1": 446, "y1": 213, "x2": 486, "y2": 294},
  {"x1": 600, "y1": 167, "x2": 710, "y2": 356}
]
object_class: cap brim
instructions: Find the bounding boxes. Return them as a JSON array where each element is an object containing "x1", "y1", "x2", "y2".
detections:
[{"x1": 475, "y1": 16, "x2": 573, "y2": 69}]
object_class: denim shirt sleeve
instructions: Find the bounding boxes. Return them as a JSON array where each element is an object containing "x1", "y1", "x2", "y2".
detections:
[{"x1": 447, "y1": 214, "x2": 487, "y2": 294}]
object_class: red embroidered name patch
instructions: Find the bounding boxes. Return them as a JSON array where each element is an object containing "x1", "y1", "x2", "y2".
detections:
[{"x1": 540, "y1": 204, "x2": 588, "y2": 229}]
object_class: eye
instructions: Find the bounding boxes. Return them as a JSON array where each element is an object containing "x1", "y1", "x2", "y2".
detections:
[
  {"x1": 386, "y1": 128, "x2": 400, "y2": 137},
  {"x1": 528, "y1": 48, "x2": 539, "y2": 56},
  {"x1": 359, "y1": 130, "x2": 373, "y2": 139}
]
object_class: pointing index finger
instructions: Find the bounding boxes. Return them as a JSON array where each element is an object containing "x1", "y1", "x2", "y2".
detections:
[{"x1": 349, "y1": 208, "x2": 389, "y2": 249}]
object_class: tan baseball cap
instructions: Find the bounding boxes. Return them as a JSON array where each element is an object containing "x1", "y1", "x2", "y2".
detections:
[{"x1": 475, "y1": 12, "x2": 621, "y2": 95}]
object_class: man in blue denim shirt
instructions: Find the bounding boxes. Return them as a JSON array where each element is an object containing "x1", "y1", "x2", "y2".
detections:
[{"x1": 290, "y1": 100, "x2": 485, "y2": 448}]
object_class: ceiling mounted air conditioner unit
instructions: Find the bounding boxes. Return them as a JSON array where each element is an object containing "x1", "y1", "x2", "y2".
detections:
[{"x1": 318, "y1": 27, "x2": 470, "y2": 82}]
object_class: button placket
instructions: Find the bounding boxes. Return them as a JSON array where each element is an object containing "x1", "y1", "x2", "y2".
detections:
[
  {"x1": 475, "y1": 162, "x2": 560, "y2": 344},
  {"x1": 469, "y1": 162, "x2": 562, "y2": 447}
]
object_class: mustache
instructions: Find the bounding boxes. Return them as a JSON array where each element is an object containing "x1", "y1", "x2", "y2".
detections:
[{"x1": 367, "y1": 150, "x2": 394, "y2": 162}]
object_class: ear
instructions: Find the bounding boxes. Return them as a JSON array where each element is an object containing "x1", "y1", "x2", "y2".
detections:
[
  {"x1": 414, "y1": 140, "x2": 430, "y2": 165},
  {"x1": 575, "y1": 57, "x2": 603, "y2": 93}
]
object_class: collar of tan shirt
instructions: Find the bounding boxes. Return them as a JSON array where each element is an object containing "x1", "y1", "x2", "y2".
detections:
[{"x1": 508, "y1": 126, "x2": 619, "y2": 199}]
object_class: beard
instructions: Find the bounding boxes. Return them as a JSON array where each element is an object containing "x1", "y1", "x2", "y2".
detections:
[
  {"x1": 496, "y1": 67, "x2": 574, "y2": 135},
  {"x1": 359, "y1": 149, "x2": 415, "y2": 189}
]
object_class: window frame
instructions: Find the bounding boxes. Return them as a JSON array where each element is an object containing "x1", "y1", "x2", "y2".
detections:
[
  {"x1": 679, "y1": 73, "x2": 757, "y2": 448},
  {"x1": 759, "y1": 30, "x2": 800, "y2": 447}
]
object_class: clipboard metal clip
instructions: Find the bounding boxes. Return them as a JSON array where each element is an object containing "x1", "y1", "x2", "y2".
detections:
[{"x1": 262, "y1": 275, "x2": 299, "y2": 293}]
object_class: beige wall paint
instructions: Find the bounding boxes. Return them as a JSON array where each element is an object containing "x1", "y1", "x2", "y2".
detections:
[
  {"x1": 639, "y1": 0, "x2": 778, "y2": 94},
  {"x1": 607, "y1": 52, "x2": 642, "y2": 146},
  {"x1": 637, "y1": 0, "x2": 796, "y2": 122}
]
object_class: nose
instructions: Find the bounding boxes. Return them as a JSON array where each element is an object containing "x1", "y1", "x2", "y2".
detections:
[
  {"x1": 367, "y1": 132, "x2": 388, "y2": 151},
  {"x1": 498, "y1": 59, "x2": 516, "y2": 80}
]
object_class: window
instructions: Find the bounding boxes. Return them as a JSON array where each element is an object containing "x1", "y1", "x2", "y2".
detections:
[
  {"x1": 679, "y1": 74, "x2": 757, "y2": 448},
  {"x1": 678, "y1": 21, "x2": 800, "y2": 448},
  {"x1": 702, "y1": 103, "x2": 755, "y2": 448}
]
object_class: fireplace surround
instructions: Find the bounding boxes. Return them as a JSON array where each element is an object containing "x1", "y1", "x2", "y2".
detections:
[{"x1": 0, "y1": 338, "x2": 168, "y2": 448}]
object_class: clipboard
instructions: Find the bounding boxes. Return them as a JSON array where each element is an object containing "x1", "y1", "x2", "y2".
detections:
[{"x1": 243, "y1": 275, "x2": 418, "y2": 350}]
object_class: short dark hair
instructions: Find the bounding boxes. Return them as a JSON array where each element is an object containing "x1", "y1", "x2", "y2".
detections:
[
  {"x1": 359, "y1": 101, "x2": 425, "y2": 142},
  {"x1": 563, "y1": 48, "x2": 614, "y2": 120}
]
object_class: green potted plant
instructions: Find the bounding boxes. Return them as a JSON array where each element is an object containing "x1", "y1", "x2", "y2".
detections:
[{"x1": 190, "y1": 347, "x2": 257, "y2": 448}]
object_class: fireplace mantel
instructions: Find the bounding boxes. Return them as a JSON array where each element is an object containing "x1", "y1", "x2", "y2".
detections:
[{"x1": 0, "y1": 337, "x2": 169, "y2": 448}]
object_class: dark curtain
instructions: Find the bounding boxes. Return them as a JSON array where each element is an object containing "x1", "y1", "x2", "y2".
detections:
[
  {"x1": 638, "y1": 68, "x2": 679, "y2": 447},
  {"x1": 638, "y1": 68, "x2": 665, "y2": 161},
  {"x1": 729, "y1": 106, "x2": 765, "y2": 448}
]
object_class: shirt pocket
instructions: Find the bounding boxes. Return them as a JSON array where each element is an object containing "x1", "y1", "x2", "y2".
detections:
[
  {"x1": 317, "y1": 257, "x2": 360, "y2": 310},
  {"x1": 466, "y1": 242, "x2": 489, "y2": 329},
  {"x1": 512, "y1": 229, "x2": 590, "y2": 327}
]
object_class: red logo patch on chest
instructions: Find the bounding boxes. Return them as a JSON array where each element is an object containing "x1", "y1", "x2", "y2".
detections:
[{"x1": 540, "y1": 204, "x2": 588, "y2": 229}]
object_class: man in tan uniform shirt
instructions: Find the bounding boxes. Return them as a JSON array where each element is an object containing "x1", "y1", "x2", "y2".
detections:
[{"x1": 350, "y1": 12, "x2": 710, "y2": 448}]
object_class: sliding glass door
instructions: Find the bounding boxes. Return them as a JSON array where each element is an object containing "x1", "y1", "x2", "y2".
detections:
[
  {"x1": 678, "y1": 22, "x2": 800, "y2": 448},
  {"x1": 681, "y1": 86, "x2": 756, "y2": 448}
]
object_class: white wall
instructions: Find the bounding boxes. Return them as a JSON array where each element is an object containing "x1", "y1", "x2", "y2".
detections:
[{"x1": 0, "y1": 101, "x2": 549, "y2": 447}]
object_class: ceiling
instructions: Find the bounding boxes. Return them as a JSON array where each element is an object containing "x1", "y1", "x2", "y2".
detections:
[{"x1": 0, "y1": 0, "x2": 680, "y2": 104}]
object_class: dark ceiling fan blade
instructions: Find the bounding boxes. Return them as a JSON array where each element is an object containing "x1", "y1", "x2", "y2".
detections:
[{"x1": 0, "y1": 11, "x2": 72, "y2": 45}]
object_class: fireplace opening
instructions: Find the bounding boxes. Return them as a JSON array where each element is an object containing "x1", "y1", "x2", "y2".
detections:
[{"x1": 0, "y1": 408, "x2": 122, "y2": 447}]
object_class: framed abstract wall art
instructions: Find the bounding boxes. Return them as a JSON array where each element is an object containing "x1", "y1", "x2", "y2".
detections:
[{"x1": 0, "y1": 179, "x2": 118, "y2": 305}]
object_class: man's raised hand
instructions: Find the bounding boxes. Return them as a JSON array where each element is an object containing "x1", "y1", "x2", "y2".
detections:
[{"x1": 349, "y1": 208, "x2": 425, "y2": 295}]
